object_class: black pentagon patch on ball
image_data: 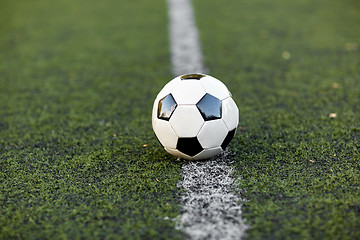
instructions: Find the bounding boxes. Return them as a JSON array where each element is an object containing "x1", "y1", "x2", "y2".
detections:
[
  {"x1": 158, "y1": 94, "x2": 177, "y2": 120},
  {"x1": 221, "y1": 129, "x2": 236, "y2": 150},
  {"x1": 177, "y1": 137, "x2": 203, "y2": 157},
  {"x1": 196, "y1": 93, "x2": 222, "y2": 121},
  {"x1": 180, "y1": 73, "x2": 206, "y2": 80}
]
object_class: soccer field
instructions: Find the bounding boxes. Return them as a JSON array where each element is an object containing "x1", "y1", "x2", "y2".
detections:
[
  {"x1": 0, "y1": 0, "x2": 359, "y2": 239},
  {"x1": 193, "y1": 0, "x2": 360, "y2": 239}
]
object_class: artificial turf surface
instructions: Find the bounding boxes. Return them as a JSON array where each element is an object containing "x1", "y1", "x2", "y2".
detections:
[
  {"x1": 0, "y1": 0, "x2": 184, "y2": 239},
  {"x1": 0, "y1": 0, "x2": 359, "y2": 239},
  {"x1": 193, "y1": 0, "x2": 360, "y2": 239}
]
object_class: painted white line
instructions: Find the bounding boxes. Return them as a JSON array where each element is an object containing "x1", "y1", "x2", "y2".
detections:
[
  {"x1": 168, "y1": 0, "x2": 205, "y2": 76},
  {"x1": 167, "y1": 0, "x2": 249, "y2": 239},
  {"x1": 175, "y1": 153, "x2": 249, "y2": 240}
]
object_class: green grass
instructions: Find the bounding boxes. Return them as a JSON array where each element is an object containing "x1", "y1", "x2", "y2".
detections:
[
  {"x1": 0, "y1": 0, "x2": 184, "y2": 239},
  {"x1": 1, "y1": 0, "x2": 359, "y2": 239},
  {"x1": 194, "y1": 0, "x2": 360, "y2": 239}
]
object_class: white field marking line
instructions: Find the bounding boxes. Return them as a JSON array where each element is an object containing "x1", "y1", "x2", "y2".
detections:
[
  {"x1": 167, "y1": 0, "x2": 249, "y2": 239},
  {"x1": 175, "y1": 152, "x2": 249, "y2": 240},
  {"x1": 168, "y1": 0, "x2": 206, "y2": 76}
]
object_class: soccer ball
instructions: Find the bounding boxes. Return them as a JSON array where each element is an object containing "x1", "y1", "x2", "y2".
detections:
[{"x1": 152, "y1": 73, "x2": 239, "y2": 160}]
